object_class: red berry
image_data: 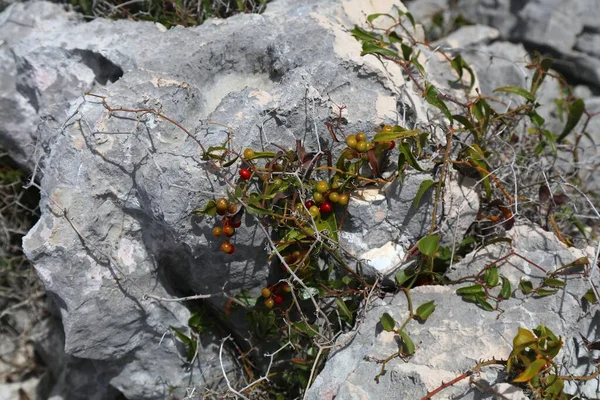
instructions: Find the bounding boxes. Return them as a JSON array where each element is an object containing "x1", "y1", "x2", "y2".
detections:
[
  {"x1": 305, "y1": 200, "x2": 315, "y2": 208},
  {"x1": 320, "y1": 201, "x2": 333, "y2": 213},
  {"x1": 239, "y1": 168, "x2": 252, "y2": 180},
  {"x1": 388, "y1": 141, "x2": 396, "y2": 150},
  {"x1": 274, "y1": 295, "x2": 283, "y2": 305},
  {"x1": 264, "y1": 298, "x2": 275, "y2": 308},
  {"x1": 221, "y1": 241, "x2": 235, "y2": 254},
  {"x1": 261, "y1": 288, "x2": 271, "y2": 298},
  {"x1": 223, "y1": 225, "x2": 235, "y2": 237}
]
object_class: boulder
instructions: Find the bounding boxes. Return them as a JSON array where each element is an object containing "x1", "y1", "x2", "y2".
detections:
[{"x1": 306, "y1": 224, "x2": 599, "y2": 399}]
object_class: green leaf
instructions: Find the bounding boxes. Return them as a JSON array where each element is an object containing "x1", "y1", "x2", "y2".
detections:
[
  {"x1": 380, "y1": 312, "x2": 396, "y2": 332},
  {"x1": 350, "y1": 26, "x2": 380, "y2": 42},
  {"x1": 513, "y1": 327, "x2": 537, "y2": 349},
  {"x1": 583, "y1": 289, "x2": 598, "y2": 304},
  {"x1": 417, "y1": 234, "x2": 440, "y2": 257},
  {"x1": 528, "y1": 110, "x2": 545, "y2": 127},
  {"x1": 519, "y1": 280, "x2": 534, "y2": 295},
  {"x1": 493, "y1": 86, "x2": 536, "y2": 102},
  {"x1": 411, "y1": 54, "x2": 425, "y2": 75},
  {"x1": 499, "y1": 277, "x2": 512, "y2": 299},
  {"x1": 361, "y1": 42, "x2": 399, "y2": 58},
  {"x1": 412, "y1": 179, "x2": 435, "y2": 209},
  {"x1": 373, "y1": 128, "x2": 420, "y2": 143},
  {"x1": 222, "y1": 155, "x2": 239, "y2": 168},
  {"x1": 401, "y1": 43, "x2": 412, "y2": 60},
  {"x1": 449, "y1": 55, "x2": 475, "y2": 90},
  {"x1": 513, "y1": 359, "x2": 547, "y2": 383},
  {"x1": 336, "y1": 298, "x2": 354, "y2": 324},
  {"x1": 415, "y1": 300, "x2": 436, "y2": 321},
  {"x1": 403, "y1": 11, "x2": 416, "y2": 27},
  {"x1": 484, "y1": 266, "x2": 499, "y2": 287},
  {"x1": 540, "y1": 129, "x2": 557, "y2": 155},
  {"x1": 398, "y1": 142, "x2": 426, "y2": 172},
  {"x1": 530, "y1": 56, "x2": 553, "y2": 95},
  {"x1": 535, "y1": 288, "x2": 558, "y2": 297},
  {"x1": 543, "y1": 278, "x2": 566, "y2": 288},
  {"x1": 367, "y1": 13, "x2": 394, "y2": 23},
  {"x1": 557, "y1": 98, "x2": 585, "y2": 143},
  {"x1": 395, "y1": 268, "x2": 415, "y2": 286},
  {"x1": 192, "y1": 200, "x2": 216, "y2": 217},
  {"x1": 292, "y1": 321, "x2": 318, "y2": 337},
  {"x1": 456, "y1": 284, "x2": 484, "y2": 295},
  {"x1": 476, "y1": 297, "x2": 495, "y2": 311},
  {"x1": 398, "y1": 329, "x2": 415, "y2": 355},
  {"x1": 453, "y1": 115, "x2": 475, "y2": 131},
  {"x1": 425, "y1": 83, "x2": 453, "y2": 122},
  {"x1": 171, "y1": 326, "x2": 191, "y2": 345},
  {"x1": 244, "y1": 151, "x2": 277, "y2": 160}
]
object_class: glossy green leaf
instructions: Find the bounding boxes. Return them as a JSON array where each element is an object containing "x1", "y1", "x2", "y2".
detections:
[
  {"x1": 456, "y1": 284, "x2": 484, "y2": 295},
  {"x1": 412, "y1": 179, "x2": 435, "y2": 209},
  {"x1": 543, "y1": 278, "x2": 565, "y2": 288},
  {"x1": 395, "y1": 268, "x2": 415, "y2": 286},
  {"x1": 350, "y1": 26, "x2": 380, "y2": 42},
  {"x1": 411, "y1": 54, "x2": 425, "y2": 75},
  {"x1": 513, "y1": 327, "x2": 537, "y2": 349},
  {"x1": 484, "y1": 266, "x2": 499, "y2": 287},
  {"x1": 367, "y1": 13, "x2": 394, "y2": 22},
  {"x1": 415, "y1": 300, "x2": 436, "y2": 321},
  {"x1": 530, "y1": 56, "x2": 553, "y2": 95},
  {"x1": 500, "y1": 276, "x2": 512, "y2": 299},
  {"x1": 398, "y1": 329, "x2": 416, "y2": 355},
  {"x1": 361, "y1": 42, "x2": 399, "y2": 58},
  {"x1": 336, "y1": 298, "x2": 354, "y2": 324},
  {"x1": 529, "y1": 110, "x2": 545, "y2": 127},
  {"x1": 449, "y1": 55, "x2": 475, "y2": 90},
  {"x1": 417, "y1": 234, "x2": 440, "y2": 257},
  {"x1": 476, "y1": 297, "x2": 494, "y2": 311},
  {"x1": 557, "y1": 98, "x2": 585, "y2": 143},
  {"x1": 425, "y1": 83, "x2": 453, "y2": 122},
  {"x1": 171, "y1": 326, "x2": 192, "y2": 345},
  {"x1": 519, "y1": 280, "x2": 534, "y2": 294},
  {"x1": 192, "y1": 200, "x2": 216, "y2": 217},
  {"x1": 401, "y1": 43, "x2": 412, "y2": 60},
  {"x1": 535, "y1": 287, "x2": 559, "y2": 297},
  {"x1": 380, "y1": 312, "x2": 396, "y2": 332},
  {"x1": 494, "y1": 86, "x2": 536, "y2": 102},
  {"x1": 513, "y1": 358, "x2": 547, "y2": 383},
  {"x1": 373, "y1": 128, "x2": 419, "y2": 143},
  {"x1": 583, "y1": 289, "x2": 598, "y2": 304},
  {"x1": 398, "y1": 142, "x2": 426, "y2": 172},
  {"x1": 453, "y1": 114, "x2": 475, "y2": 131},
  {"x1": 244, "y1": 151, "x2": 277, "y2": 160}
]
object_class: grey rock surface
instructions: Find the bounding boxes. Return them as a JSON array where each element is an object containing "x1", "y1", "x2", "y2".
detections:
[
  {"x1": 406, "y1": 0, "x2": 600, "y2": 89},
  {"x1": 307, "y1": 224, "x2": 598, "y2": 399}
]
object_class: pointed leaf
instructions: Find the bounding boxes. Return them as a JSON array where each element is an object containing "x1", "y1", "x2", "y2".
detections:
[
  {"x1": 361, "y1": 42, "x2": 399, "y2": 58},
  {"x1": 484, "y1": 266, "x2": 500, "y2": 287},
  {"x1": 456, "y1": 284, "x2": 484, "y2": 295},
  {"x1": 543, "y1": 278, "x2": 565, "y2": 288},
  {"x1": 412, "y1": 179, "x2": 436, "y2": 209},
  {"x1": 499, "y1": 276, "x2": 512, "y2": 299},
  {"x1": 398, "y1": 329, "x2": 416, "y2": 355},
  {"x1": 192, "y1": 200, "x2": 216, "y2": 217},
  {"x1": 415, "y1": 300, "x2": 436, "y2": 321},
  {"x1": 583, "y1": 289, "x2": 598, "y2": 304},
  {"x1": 513, "y1": 359, "x2": 547, "y2": 383},
  {"x1": 476, "y1": 297, "x2": 494, "y2": 311},
  {"x1": 417, "y1": 234, "x2": 440, "y2": 257},
  {"x1": 395, "y1": 268, "x2": 415, "y2": 286},
  {"x1": 535, "y1": 288, "x2": 558, "y2": 297},
  {"x1": 380, "y1": 312, "x2": 396, "y2": 332},
  {"x1": 494, "y1": 86, "x2": 536, "y2": 102},
  {"x1": 373, "y1": 128, "x2": 419, "y2": 142},
  {"x1": 557, "y1": 98, "x2": 585, "y2": 143},
  {"x1": 425, "y1": 83, "x2": 453, "y2": 122},
  {"x1": 519, "y1": 280, "x2": 534, "y2": 295},
  {"x1": 350, "y1": 26, "x2": 380, "y2": 42},
  {"x1": 398, "y1": 142, "x2": 426, "y2": 172},
  {"x1": 367, "y1": 13, "x2": 394, "y2": 23}
]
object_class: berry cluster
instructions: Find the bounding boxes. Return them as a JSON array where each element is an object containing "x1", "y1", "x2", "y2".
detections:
[
  {"x1": 212, "y1": 197, "x2": 241, "y2": 254},
  {"x1": 260, "y1": 283, "x2": 292, "y2": 308}
]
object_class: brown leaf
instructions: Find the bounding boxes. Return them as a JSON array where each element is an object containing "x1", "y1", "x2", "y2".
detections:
[
  {"x1": 367, "y1": 148, "x2": 381, "y2": 177},
  {"x1": 552, "y1": 193, "x2": 570, "y2": 207},
  {"x1": 539, "y1": 185, "x2": 550, "y2": 205}
]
